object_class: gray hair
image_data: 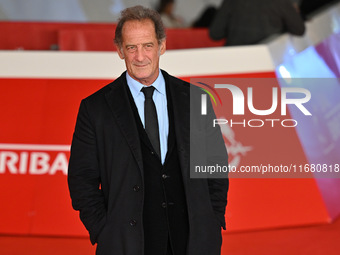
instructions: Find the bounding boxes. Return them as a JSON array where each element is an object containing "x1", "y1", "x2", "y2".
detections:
[{"x1": 114, "y1": 5, "x2": 166, "y2": 47}]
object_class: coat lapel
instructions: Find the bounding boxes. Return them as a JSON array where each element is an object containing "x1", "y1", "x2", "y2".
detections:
[
  {"x1": 105, "y1": 73, "x2": 144, "y2": 173},
  {"x1": 164, "y1": 71, "x2": 190, "y2": 178}
]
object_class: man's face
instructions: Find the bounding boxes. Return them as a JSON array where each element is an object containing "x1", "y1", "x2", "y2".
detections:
[{"x1": 117, "y1": 19, "x2": 166, "y2": 86}]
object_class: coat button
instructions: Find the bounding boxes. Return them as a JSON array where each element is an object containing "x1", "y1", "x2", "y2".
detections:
[
  {"x1": 162, "y1": 202, "x2": 167, "y2": 208},
  {"x1": 162, "y1": 174, "x2": 168, "y2": 179},
  {"x1": 129, "y1": 219, "x2": 137, "y2": 226},
  {"x1": 133, "y1": 185, "x2": 140, "y2": 192}
]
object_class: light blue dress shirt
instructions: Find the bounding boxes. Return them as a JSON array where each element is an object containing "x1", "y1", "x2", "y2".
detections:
[{"x1": 126, "y1": 71, "x2": 169, "y2": 164}]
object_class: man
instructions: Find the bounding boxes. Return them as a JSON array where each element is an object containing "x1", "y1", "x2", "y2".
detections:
[
  {"x1": 209, "y1": 0, "x2": 305, "y2": 46},
  {"x1": 68, "y1": 5, "x2": 229, "y2": 255}
]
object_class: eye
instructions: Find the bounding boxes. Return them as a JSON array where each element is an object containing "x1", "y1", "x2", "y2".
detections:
[
  {"x1": 144, "y1": 43, "x2": 154, "y2": 50},
  {"x1": 126, "y1": 45, "x2": 137, "y2": 53}
]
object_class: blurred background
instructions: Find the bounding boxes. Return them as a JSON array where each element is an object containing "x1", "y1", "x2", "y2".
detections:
[{"x1": 0, "y1": 0, "x2": 340, "y2": 254}]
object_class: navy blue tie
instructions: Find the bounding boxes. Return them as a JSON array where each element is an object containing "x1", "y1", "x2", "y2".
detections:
[{"x1": 142, "y1": 86, "x2": 161, "y2": 157}]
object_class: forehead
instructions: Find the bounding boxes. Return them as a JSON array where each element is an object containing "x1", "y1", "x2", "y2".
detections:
[{"x1": 121, "y1": 19, "x2": 157, "y2": 44}]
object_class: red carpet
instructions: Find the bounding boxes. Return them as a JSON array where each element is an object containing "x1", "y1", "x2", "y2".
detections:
[
  {"x1": 222, "y1": 216, "x2": 340, "y2": 255},
  {"x1": 1, "y1": 217, "x2": 339, "y2": 255}
]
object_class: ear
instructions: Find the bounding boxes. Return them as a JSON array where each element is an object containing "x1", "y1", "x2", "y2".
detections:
[
  {"x1": 117, "y1": 46, "x2": 125, "y2": 59},
  {"x1": 159, "y1": 39, "x2": 166, "y2": 56}
]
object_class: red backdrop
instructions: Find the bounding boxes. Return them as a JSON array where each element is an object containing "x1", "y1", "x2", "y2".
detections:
[{"x1": 0, "y1": 74, "x2": 331, "y2": 238}]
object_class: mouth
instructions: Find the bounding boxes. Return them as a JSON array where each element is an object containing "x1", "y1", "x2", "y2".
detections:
[{"x1": 134, "y1": 63, "x2": 149, "y2": 68}]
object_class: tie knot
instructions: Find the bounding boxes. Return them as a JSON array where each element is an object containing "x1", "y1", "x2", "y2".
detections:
[{"x1": 142, "y1": 86, "x2": 155, "y2": 99}]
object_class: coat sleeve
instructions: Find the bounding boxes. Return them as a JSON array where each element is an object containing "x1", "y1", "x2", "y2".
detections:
[
  {"x1": 205, "y1": 90, "x2": 229, "y2": 230},
  {"x1": 68, "y1": 99, "x2": 107, "y2": 244}
]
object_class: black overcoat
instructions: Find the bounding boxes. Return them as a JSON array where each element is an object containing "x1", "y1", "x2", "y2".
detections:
[{"x1": 68, "y1": 70, "x2": 229, "y2": 255}]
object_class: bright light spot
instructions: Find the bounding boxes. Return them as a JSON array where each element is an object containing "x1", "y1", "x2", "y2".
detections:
[{"x1": 278, "y1": 65, "x2": 292, "y2": 83}]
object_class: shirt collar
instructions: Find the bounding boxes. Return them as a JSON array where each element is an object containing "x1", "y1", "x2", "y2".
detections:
[{"x1": 126, "y1": 70, "x2": 166, "y2": 98}]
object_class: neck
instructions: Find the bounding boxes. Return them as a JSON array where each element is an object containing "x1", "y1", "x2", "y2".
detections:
[{"x1": 130, "y1": 70, "x2": 160, "y2": 86}]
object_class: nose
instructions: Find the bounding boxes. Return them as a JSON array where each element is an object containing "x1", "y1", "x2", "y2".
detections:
[{"x1": 135, "y1": 46, "x2": 145, "y2": 62}]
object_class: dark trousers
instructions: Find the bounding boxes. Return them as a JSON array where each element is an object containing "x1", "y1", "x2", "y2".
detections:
[{"x1": 167, "y1": 238, "x2": 173, "y2": 255}]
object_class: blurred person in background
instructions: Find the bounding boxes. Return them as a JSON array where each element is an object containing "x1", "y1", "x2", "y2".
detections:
[
  {"x1": 157, "y1": 0, "x2": 186, "y2": 27},
  {"x1": 191, "y1": 5, "x2": 217, "y2": 28},
  {"x1": 209, "y1": 0, "x2": 306, "y2": 46},
  {"x1": 299, "y1": 0, "x2": 337, "y2": 20}
]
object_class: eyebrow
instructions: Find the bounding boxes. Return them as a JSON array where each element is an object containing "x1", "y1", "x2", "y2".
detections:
[{"x1": 125, "y1": 42, "x2": 155, "y2": 47}]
